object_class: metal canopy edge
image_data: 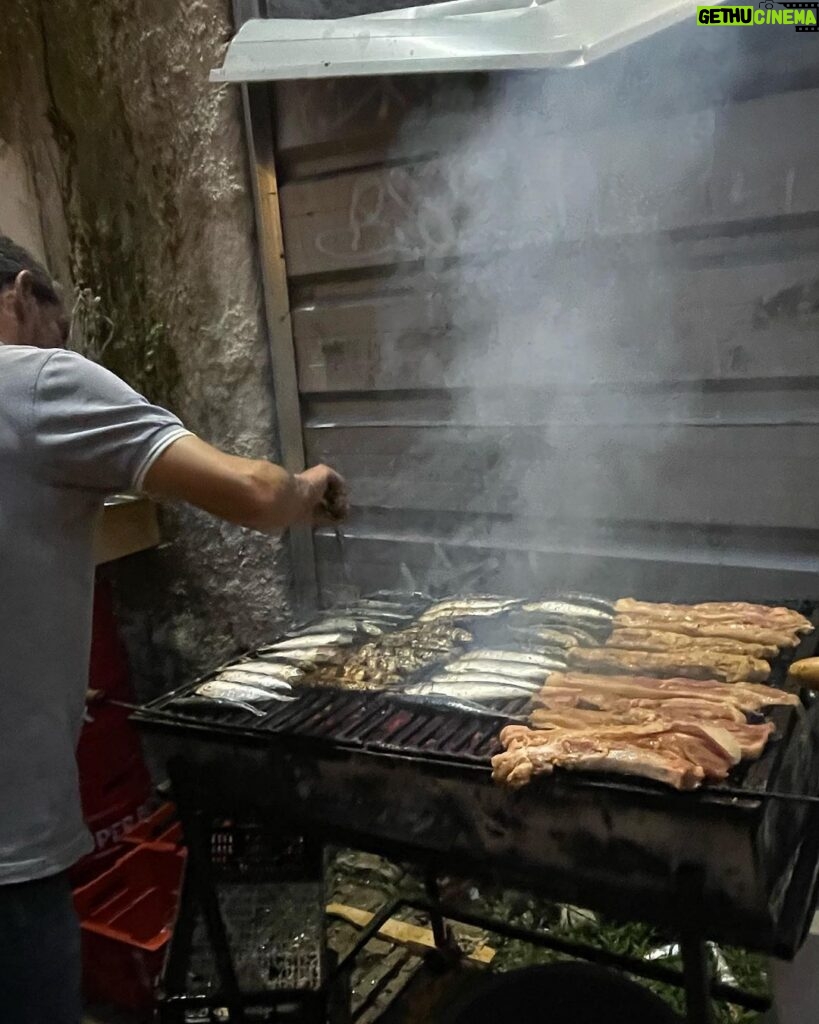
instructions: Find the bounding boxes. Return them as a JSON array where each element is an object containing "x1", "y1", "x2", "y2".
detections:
[{"x1": 211, "y1": 0, "x2": 713, "y2": 83}]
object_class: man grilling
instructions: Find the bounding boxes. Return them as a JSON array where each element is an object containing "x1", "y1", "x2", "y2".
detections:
[{"x1": 0, "y1": 235, "x2": 347, "y2": 1023}]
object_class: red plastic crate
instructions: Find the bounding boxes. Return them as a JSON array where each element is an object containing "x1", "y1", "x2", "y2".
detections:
[
  {"x1": 88, "y1": 578, "x2": 131, "y2": 702},
  {"x1": 76, "y1": 701, "x2": 154, "y2": 865},
  {"x1": 78, "y1": 704, "x2": 152, "y2": 818},
  {"x1": 74, "y1": 842, "x2": 187, "y2": 1009},
  {"x1": 69, "y1": 843, "x2": 128, "y2": 891},
  {"x1": 122, "y1": 801, "x2": 183, "y2": 849}
]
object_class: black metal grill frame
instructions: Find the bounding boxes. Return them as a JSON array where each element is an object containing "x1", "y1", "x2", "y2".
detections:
[
  {"x1": 138, "y1": 599, "x2": 819, "y2": 805},
  {"x1": 137, "y1": 597, "x2": 819, "y2": 1024}
]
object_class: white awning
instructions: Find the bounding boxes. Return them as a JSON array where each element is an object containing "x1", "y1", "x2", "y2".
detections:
[{"x1": 211, "y1": 0, "x2": 711, "y2": 83}]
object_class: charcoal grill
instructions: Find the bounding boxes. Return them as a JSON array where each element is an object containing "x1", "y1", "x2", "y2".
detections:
[{"x1": 135, "y1": 598, "x2": 819, "y2": 1024}]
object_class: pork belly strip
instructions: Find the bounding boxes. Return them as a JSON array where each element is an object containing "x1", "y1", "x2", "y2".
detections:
[
  {"x1": 504, "y1": 719, "x2": 741, "y2": 766},
  {"x1": 539, "y1": 690, "x2": 760, "y2": 727},
  {"x1": 533, "y1": 697, "x2": 746, "y2": 725},
  {"x1": 491, "y1": 730, "x2": 705, "y2": 790},
  {"x1": 612, "y1": 614, "x2": 798, "y2": 649},
  {"x1": 528, "y1": 706, "x2": 773, "y2": 760},
  {"x1": 540, "y1": 671, "x2": 800, "y2": 710},
  {"x1": 615, "y1": 599, "x2": 812, "y2": 634},
  {"x1": 567, "y1": 646, "x2": 771, "y2": 684},
  {"x1": 494, "y1": 714, "x2": 747, "y2": 789},
  {"x1": 606, "y1": 628, "x2": 777, "y2": 661}
]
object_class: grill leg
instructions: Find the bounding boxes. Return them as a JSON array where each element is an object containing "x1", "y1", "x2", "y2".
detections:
[
  {"x1": 677, "y1": 866, "x2": 716, "y2": 1024},
  {"x1": 424, "y1": 872, "x2": 450, "y2": 950},
  {"x1": 167, "y1": 757, "x2": 245, "y2": 1023},
  {"x1": 681, "y1": 935, "x2": 716, "y2": 1024}
]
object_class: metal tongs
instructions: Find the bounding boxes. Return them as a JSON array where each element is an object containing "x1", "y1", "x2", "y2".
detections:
[
  {"x1": 318, "y1": 477, "x2": 354, "y2": 590},
  {"x1": 318, "y1": 475, "x2": 348, "y2": 525}
]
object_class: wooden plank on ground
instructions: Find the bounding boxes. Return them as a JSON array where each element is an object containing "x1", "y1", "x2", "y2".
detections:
[{"x1": 327, "y1": 902, "x2": 496, "y2": 965}]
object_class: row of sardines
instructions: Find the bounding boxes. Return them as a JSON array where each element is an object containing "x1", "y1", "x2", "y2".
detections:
[{"x1": 168, "y1": 593, "x2": 615, "y2": 717}]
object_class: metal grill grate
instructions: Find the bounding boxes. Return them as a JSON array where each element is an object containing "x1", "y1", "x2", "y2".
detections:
[
  {"x1": 148, "y1": 684, "x2": 529, "y2": 764},
  {"x1": 140, "y1": 598, "x2": 819, "y2": 792}
]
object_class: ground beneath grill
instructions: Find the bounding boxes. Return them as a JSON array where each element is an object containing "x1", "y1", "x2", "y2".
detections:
[{"x1": 79, "y1": 849, "x2": 769, "y2": 1024}]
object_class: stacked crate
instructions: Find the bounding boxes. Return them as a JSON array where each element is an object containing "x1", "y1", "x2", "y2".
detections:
[
  {"x1": 73, "y1": 824, "x2": 186, "y2": 1009},
  {"x1": 71, "y1": 580, "x2": 154, "y2": 888}
]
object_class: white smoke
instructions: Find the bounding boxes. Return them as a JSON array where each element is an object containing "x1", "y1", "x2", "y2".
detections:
[{"x1": 363, "y1": 27, "x2": 736, "y2": 598}]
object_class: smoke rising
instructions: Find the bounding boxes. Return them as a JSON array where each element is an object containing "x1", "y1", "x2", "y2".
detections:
[{"x1": 363, "y1": 21, "x2": 750, "y2": 600}]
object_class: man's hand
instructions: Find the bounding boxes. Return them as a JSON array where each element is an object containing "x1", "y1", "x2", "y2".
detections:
[
  {"x1": 296, "y1": 465, "x2": 349, "y2": 527},
  {"x1": 143, "y1": 435, "x2": 348, "y2": 534}
]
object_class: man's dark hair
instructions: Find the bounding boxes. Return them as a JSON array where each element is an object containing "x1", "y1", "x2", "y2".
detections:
[{"x1": 0, "y1": 236, "x2": 60, "y2": 306}]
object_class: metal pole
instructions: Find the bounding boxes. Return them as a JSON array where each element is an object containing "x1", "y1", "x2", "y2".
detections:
[
  {"x1": 680, "y1": 935, "x2": 717, "y2": 1024},
  {"x1": 231, "y1": 0, "x2": 319, "y2": 613},
  {"x1": 240, "y1": 82, "x2": 319, "y2": 613},
  {"x1": 677, "y1": 867, "x2": 717, "y2": 1024},
  {"x1": 424, "y1": 871, "x2": 451, "y2": 950}
]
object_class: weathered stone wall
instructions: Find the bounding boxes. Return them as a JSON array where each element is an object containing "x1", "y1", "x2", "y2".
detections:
[
  {"x1": 0, "y1": 0, "x2": 292, "y2": 696},
  {"x1": 0, "y1": 142, "x2": 46, "y2": 261}
]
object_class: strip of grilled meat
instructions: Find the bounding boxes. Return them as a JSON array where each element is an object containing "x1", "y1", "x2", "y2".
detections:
[
  {"x1": 492, "y1": 723, "x2": 729, "y2": 790},
  {"x1": 567, "y1": 646, "x2": 771, "y2": 683},
  {"x1": 528, "y1": 705, "x2": 773, "y2": 760},
  {"x1": 614, "y1": 599, "x2": 812, "y2": 633},
  {"x1": 612, "y1": 614, "x2": 799, "y2": 649},
  {"x1": 606, "y1": 628, "x2": 777, "y2": 661},
  {"x1": 538, "y1": 671, "x2": 798, "y2": 711}
]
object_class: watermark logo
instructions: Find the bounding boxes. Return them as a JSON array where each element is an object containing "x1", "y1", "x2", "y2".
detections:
[{"x1": 697, "y1": 2, "x2": 819, "y2": 29}]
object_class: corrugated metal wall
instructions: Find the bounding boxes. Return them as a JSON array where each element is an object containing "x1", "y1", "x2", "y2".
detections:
[{"x1": 270, "y1": 21, "x2": 819, "y2": 603}]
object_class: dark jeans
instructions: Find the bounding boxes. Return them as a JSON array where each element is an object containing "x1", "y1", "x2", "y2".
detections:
[{"x1": 0, "y1": 871, "x2": 82, "y2": 1024}]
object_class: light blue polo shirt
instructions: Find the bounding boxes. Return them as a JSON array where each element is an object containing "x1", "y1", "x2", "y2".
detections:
[{"x1": 0, "y1": 344, "x2": 189, "y2": 883}]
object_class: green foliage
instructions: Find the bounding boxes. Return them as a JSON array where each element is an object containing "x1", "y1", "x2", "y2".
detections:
[
  {"x1": 474, "y1": 885, "x2": 768, "y2": 1023},
  {"x1": 68, "y1": 284, "x2": 180, "y2": 406}
]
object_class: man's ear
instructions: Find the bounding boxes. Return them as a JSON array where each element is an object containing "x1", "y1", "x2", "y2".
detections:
[{"x1": 13, "y1": 270, "x2": 37, "y2": 327}]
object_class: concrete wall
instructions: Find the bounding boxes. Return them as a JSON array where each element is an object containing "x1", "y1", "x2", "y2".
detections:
[
  {"x1": 0, "y1": 0, "x2": 291, "y2": 696},
  {"x1": 0, "y1": 142, "x2": 45, "y2": 262}
]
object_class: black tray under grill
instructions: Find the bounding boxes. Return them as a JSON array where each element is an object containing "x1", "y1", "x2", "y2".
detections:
[{"x1": 136, "y1": 599, "x2": 819, "y2": 958}]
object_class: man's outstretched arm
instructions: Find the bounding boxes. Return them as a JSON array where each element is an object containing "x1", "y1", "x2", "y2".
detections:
[{"x1": 143, "y1": 434, "x2": 347, "y2": 533}]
